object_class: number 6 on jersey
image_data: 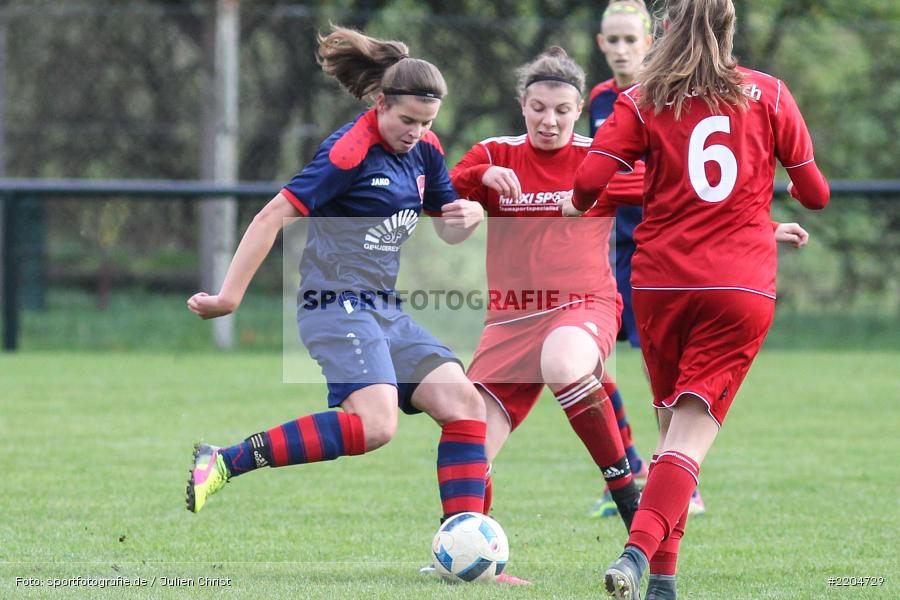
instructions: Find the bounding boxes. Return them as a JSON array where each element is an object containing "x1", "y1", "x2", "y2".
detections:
[{"x1": 688, "y1": 116, "x2": 737, "y2": 203}]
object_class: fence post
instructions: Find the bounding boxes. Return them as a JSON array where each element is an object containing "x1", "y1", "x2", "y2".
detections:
[
  {"x1": 2, "y1": 194, "x2": 18, "y2": 351},
  {"x1": 199, "y1": 0, "x2": 239, "y2": 350}
]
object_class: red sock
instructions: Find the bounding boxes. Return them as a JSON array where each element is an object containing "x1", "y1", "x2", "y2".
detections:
[
  {"x1": 627, "y1": 451, "x2": 699, "y2": 559},
  {"x1": 650, "y1": 502, "x2": 689, "y2": 575},
  {"x1": 556, "y1": 375, "x2": 632, "y2": 490},
  {"x1": 483, "y1": 466, "x2": 494, "y2": 514}
]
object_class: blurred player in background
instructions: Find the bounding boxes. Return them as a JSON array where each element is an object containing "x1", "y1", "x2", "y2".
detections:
[
  {"x1": 451, "y1": 46, "x2": 642, "y2": 549},
  {"x1": 563, "y1": 0, "x2": 829, "y2": 597},
  {"x1": 185, "y1": 26, "x2": 490, "y2": 529}
]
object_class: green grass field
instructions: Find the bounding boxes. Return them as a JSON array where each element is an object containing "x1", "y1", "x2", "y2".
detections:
[{"x1": 2, "y1": 348, "x2": 898, "y2": 599}]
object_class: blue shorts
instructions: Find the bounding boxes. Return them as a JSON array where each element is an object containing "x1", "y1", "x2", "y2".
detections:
[
  {"x1": 613, "y1": 205, "x2": 643, "y2": 348},
  {"x1": 615, "y1": 239, "x2": 641, "y2": 348},
  {"x1": 297, "y1": 305, "x2": 461, "y2": 414}
]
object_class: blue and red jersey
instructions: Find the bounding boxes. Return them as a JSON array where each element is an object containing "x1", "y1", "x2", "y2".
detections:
[{"x1": 280, "y1": 109, "x2": 458, "y2": 303}]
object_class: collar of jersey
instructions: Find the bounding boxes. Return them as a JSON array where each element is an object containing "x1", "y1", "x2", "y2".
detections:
[{"x1": 525, "y1": 133, "x2": 574, "y2": 161}]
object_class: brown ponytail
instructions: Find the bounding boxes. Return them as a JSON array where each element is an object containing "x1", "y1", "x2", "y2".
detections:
[{"x1": 317, "y1": 25, "x2": 447, "y2": 103}]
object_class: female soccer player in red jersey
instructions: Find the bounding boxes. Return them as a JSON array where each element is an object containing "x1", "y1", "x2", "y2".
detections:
[
  {"x1": 564, "y1": 1, "x2": 829, "y2": 597},
  {"x1": 185, "y1": 27, "x2": 490, "y2": 528},
  {"x1": 450, "y1": 47, "x2": 644, "y2": 542},
  {"x1": 590, "y1": 0, "x2": 810, "y2": 521}
]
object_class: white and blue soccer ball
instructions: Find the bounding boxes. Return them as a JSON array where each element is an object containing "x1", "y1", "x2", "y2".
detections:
[{"x1": 431, "y1": 512, "x2": 509, "y2": 583}]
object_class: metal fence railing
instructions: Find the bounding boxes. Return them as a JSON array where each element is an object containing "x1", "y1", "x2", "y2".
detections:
[{"x1": 2, "y1": 177, "x2": 899, "y2": 351}]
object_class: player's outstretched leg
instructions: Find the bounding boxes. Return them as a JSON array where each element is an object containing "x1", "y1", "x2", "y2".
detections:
[
  {"x1": 186, "y1": 409, "x2": 368, "y2": 513},
  {"x1": 604, "y1": 546, "x2": 648, "y2": 599},
  {"x1": 186, "y1": 443, "x2": 230, "y2": 513},
  {"x1": 555, "y1": 374, "x2": 642, "y2": 531}
]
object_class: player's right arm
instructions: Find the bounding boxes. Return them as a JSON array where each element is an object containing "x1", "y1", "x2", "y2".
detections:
[
  {"x1": 450, "y1": 142, "x2": 521, "y2": 202},
  {"x1": 188, "y1": 138, "x2": 355, "y2": 319},
  {"x1": 187, "y1": 193, "x2": 301, "y2": 319},
  {"x1": 572, "y1": 95, "x2": 647, "y2": 213}
]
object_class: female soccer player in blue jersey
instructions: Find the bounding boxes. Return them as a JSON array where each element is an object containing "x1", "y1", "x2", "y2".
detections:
[{"x1": 185, "y1": 26, "x2": 489, "y2": 525}]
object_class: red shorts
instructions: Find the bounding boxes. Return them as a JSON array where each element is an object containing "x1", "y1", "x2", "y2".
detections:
[
  {"x1": 632, "y1": 289, "x2": 775, "y2": 426},
  {"x1": 467, "y1": 299, "x2": 620, "y2": 431}
]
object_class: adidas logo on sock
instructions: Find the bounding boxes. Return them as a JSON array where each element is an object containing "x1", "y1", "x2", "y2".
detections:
[
  {"x1": 603, "y1": 465, "x2": 627, "y2": 479},
  {"x1": 253, "y1": 450, "x2": 269, "y2": 468}
]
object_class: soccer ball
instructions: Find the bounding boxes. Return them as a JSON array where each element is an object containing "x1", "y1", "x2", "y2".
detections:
[{"x1": 431, "y1": 512, "x2": 509, "y2": 583}]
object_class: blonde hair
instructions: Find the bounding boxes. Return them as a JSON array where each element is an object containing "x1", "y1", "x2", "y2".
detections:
[
  {"x1": 317, "y1": 25, "x2": 447, "y2": 103},
  {"x1": 602, "y1": 0, "x2": 652, "y2": 34},
  {"x1": 515, "y1": 46, "x2": 585, "y2": 99},
  {"x1": 638, "y1": 0, "x2": 747, "y2": 119}
]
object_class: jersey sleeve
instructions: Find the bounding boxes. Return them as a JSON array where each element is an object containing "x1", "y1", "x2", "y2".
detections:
[
  {"x1": 449, "y1": 142, "x2": 492, "y2": 207},
  {"x1": 774, "y1": 81, "x2": 830, "y2": 210},
  {"x1": 588, "y1": 94, "x2": 648, "y2": 172},
  {"x1": 281, "y1": 143, "x2": 358, "y2": 216},
  {"x1": 574, "y1": 98, "x2": 648, "y2": 211},
  {"x1": 421, "y1": 135, "x2": 459, "y2": 216},
  {"x1": 773, "y1": 80, "x2": 815, "y2": 169}
]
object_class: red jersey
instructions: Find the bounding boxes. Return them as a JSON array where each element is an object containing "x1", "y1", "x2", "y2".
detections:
[
  {"x1": 452, "y1": 134, "x2": 617, "y2": 325},
  {"x1": 589, "y1": 78, "x2": 645, "y2": 207},
  {"x1": 584, "y1": 67, "x2": 820, "y2": 298}
]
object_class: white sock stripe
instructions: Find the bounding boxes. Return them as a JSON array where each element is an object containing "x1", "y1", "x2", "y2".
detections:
[
  {"x1": 659, "y1": 450, "x2": 699, "y2": 471},
  {"x1": 555, "y1": 376, "x2": 601, "y2": 405},
  {"x1": 658, "y1": 451, "x2": 700, "y2": 484},
  {"x1": 557, "y1": 380, "x2": 602, "y2": 409}
]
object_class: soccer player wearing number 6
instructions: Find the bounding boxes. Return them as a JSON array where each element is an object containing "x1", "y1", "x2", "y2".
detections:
[
  {"x1": 562, "y1": 1, "x2": 830, "y2": 598},
  {"x1": 185, "y1": 26, "x2": 489, "y2": 525}
]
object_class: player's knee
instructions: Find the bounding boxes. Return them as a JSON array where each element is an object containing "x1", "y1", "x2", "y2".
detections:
[
  {"x1": 455, "y1": 383, "x2": 487, "y2": 422},
  {"x1": 541, "y1": 357, "x2": 598, "y2": 390},
  {"x1": 360, "y1": 414, "x2": 397, "y2": 450},
  {"x1": 429, "y1": 382, "x2": 486, "y2": 424},
  {"x1": 540, "y1": 327, "x2": 601, "y2": 386}
]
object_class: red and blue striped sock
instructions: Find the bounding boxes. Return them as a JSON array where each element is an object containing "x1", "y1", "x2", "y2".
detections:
[
  {"x1": 220, "y1": 411, "x2": 366, "y2": 476},
  {"x1": 602, "y1": 379, "x2": 645, "y2": 474},
  {"x1": 437, "y1": 419, "x2": 487, "y2": 518},
  {"x1": 627, "y1": 451, "x2": 699, "y2": 560}
]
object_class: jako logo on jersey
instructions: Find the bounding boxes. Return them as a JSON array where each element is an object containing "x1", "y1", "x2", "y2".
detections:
[
  {"x1": 364, "y1": 209, "x2": 419, "y2": 252},
  {"x1": 594, "y1": 118, "x2": 606, "y2": 129},
  {"x1": 371, "y1": 177, "x2": 390, "y2": 186},
  {"x1": 416, "y1": 175, "x2": 426, "y2": 202}
]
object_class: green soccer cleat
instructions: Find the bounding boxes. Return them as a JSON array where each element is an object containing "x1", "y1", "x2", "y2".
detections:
[
  {"x1": 186, "y1": 443, "x2": 230, "y2": 513},
  {"x1": 589, "y1": 490, "x2": 619, "y2": 519}
]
